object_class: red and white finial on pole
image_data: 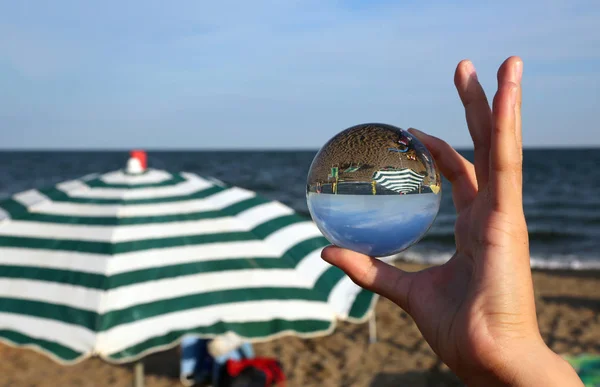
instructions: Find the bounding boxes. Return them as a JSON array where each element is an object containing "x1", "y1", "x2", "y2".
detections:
[{"x1": 126, "y1": 150, "x2": 147, "y2": 174}]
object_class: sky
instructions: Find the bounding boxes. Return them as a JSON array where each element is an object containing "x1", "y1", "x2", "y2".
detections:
[{"x1": 0, "y1": 0, "x2": 598, "y2": 149}]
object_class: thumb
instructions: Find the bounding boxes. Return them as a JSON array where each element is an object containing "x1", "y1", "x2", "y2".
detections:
[{"x1": 322, "y1": 246, "x2": 415, "y2": 314}]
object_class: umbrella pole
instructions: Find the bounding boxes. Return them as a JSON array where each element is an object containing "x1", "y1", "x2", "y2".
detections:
[
  {"x1": 134, "y1": 361, "x2": 145, "y2": 387},
  {"x1": 369, "y1": 311, "x2": 377, "y2": 344}
]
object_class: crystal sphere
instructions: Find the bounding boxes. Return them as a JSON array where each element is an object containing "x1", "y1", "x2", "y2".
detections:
[{"x1": 306, "y1": 123, "x2": 442, "y2": 257}]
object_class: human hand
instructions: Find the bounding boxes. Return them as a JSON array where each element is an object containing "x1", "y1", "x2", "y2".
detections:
[{"x1": 322, "y1": 57, "x2": 583, "y2": 386}]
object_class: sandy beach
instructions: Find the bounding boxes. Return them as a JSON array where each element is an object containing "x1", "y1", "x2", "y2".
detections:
[{"x1": 1, "y1": 262, "x2": 599, "y2": 387}]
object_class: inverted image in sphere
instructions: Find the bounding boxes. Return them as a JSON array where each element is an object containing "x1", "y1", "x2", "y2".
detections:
[{"x1": 306, "y1": 123, "x2": 442, "y2": 257}]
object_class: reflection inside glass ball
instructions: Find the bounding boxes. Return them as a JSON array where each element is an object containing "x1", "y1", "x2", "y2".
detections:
[{"x1": 306, "y1": 123, "x2": 442, "y2": 257}]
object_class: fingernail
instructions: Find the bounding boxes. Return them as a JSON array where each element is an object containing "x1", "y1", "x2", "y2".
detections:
[
  {"x1": 514, "y1": 60, "x2": 523, "y2": 83},
  {"x1": 464, "y1": 60, "x2": 478, "y2": 81},
  {"x1": 408, "y1": 128, "x2": 428, "y2": 139},
  {"x1": 321, "y1": 245, "x2": 334, "y2": 260}
]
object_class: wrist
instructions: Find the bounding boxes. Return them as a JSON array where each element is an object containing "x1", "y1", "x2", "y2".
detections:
[{"x1": 462, "y1": 340, "x2": 583, "y2": 387}]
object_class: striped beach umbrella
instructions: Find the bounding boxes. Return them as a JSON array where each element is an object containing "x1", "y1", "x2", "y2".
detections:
[
  {"x1": 0, "y1": 167, "x2": 378, "y2": 365},
  {"x1": 372, "y1": 169, "x2": 425, "y2": 194}
]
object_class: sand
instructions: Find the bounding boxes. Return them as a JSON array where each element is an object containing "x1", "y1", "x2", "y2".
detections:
[
  {"x1": 307, "y1": 124, "x2": 438, "y2": 188},
  {"x1": 1, "y1": 262, "x2": 599, "y2": 387}
]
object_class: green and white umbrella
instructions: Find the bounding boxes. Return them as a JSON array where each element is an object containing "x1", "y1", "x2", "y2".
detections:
[
  {"x1": 0, "y1": 168, "x2": 378, "y2": 365},
  {"x1": 372, "y1": 169, "x2": 425, "y2": 194}
]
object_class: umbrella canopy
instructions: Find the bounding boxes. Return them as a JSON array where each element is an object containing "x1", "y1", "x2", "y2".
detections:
[
  {"x1": 0, "y1": 168, "x2": 377, "y2": 364},
  {"x1": 372, "y1": 169, "x2": 425, "y2": 194}
]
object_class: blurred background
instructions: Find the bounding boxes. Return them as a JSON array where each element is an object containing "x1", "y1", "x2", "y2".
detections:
[{"x1": 1, "y1": 1, "x2": 599, "y2": 386}]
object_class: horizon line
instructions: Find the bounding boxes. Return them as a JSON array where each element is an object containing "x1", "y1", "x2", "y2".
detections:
[{"x1": 0, "y1": 145, "x2": 599, "y2": 152}]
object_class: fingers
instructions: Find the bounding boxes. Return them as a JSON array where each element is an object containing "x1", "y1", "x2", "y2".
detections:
[
  {"x1": 454, "y1": 60, "x2": 493, "y2": 187},
  {"x1": 489, "y1": 56, "x2": 524, "y2": 213},
  {"x1": 409, "y1": 128, "x2": 477, "y2": 212},
  {"x1": 321, "y1": 246, "x2": 414, "y2": 313},
  {"x1": 514, "y1": 63, "x2": 523, "y2": 162}
]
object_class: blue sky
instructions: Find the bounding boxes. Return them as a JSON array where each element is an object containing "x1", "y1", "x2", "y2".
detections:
[{"x1": 0, "y1": 0, "x2": 598, "y2": 149}]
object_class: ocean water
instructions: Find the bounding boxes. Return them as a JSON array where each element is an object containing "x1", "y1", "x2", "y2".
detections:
[{"x1": 0, "y1": 149, "x2": 599, "y2": 270}]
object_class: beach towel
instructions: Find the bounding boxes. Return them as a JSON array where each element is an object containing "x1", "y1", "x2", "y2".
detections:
[{"x1": 565, "y1": 354, "x2": 600, "y2": 386}]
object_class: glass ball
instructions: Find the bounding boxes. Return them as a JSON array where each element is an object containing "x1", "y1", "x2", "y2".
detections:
[{"x1": 306, "y1": 123, "x2": 442, "y2": 257}]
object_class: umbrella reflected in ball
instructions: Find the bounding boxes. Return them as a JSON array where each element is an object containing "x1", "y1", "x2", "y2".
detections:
[{"x1": 306, "y1": 123, "x2": 442, "y2": 257}]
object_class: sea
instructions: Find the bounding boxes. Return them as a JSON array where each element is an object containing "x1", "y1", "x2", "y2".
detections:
[{"x1": 1, "y1": 149, "x2": 599, "y2": 270}]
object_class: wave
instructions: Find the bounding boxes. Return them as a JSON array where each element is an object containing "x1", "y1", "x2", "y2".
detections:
[
  {"x1": 422, "y1": 229, "x2": 593, "y2": 245},
  {"x1": 395, "y1": 250, "x2": 600, "y2": 270},
  {"x1": 534, "y1": 200, "x2": 600, "y2": 212}
]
